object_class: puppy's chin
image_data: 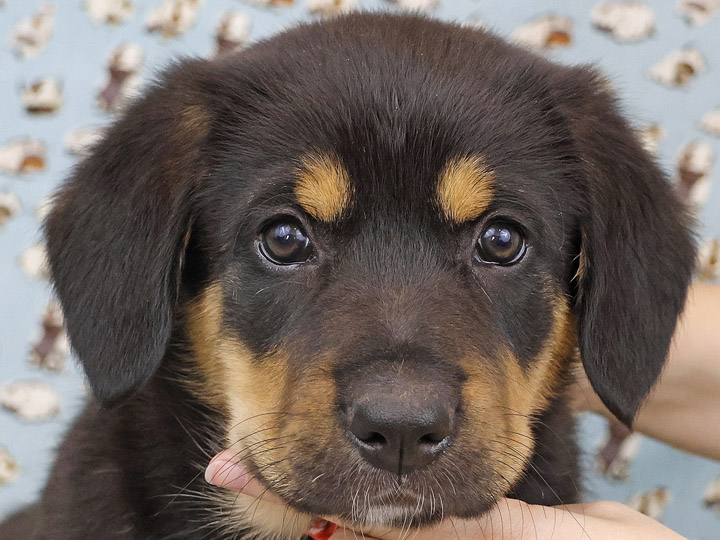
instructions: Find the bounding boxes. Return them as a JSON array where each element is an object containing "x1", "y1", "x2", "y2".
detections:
[
  {"x1": 337, "y1": 499, "x2": 496, "y2": 530},
  {"x1": 342, "y1": 505, "x2": 445, "y2": 529},
  {"x1": 222, "y1": 492, "x2": 478, "y2": 537}
]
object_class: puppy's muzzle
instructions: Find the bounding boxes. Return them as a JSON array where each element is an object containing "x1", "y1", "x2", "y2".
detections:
[{"x1": 339, "y1": 362, "x2": 460, "y2": 476}]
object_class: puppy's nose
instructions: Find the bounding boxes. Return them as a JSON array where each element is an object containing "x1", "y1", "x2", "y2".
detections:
[{"x1": 348, "y1": 399, "x2": 455, "y2": 475}]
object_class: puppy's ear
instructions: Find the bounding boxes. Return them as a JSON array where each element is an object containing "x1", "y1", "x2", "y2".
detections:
[
  {"x1": 560, "y1": 68, "x2": 695, "y2": 427},
  {"x1": 45, "y1": 62, "x2": 212, "y2": 406}
]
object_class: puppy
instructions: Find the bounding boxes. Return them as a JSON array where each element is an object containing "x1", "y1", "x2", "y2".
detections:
[{"x1": 0, "y1": 12, "x2": 695, "y2": 540}]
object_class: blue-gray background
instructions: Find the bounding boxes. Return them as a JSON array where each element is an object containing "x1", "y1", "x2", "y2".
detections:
[{"x1": 1, "y1": 1, "x2": 718, "y2": 538}]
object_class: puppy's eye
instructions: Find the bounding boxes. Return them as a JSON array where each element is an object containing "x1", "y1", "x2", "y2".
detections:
[
  {"x1": 474, "y1": 221, "x2": 526, "y2": 265},
  {"x1": 259, "y1": 220, "x2": 314, "y2": 265}
]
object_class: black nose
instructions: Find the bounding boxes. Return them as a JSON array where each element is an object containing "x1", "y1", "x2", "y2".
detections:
[{"x1": 348, "y1": 399, "x2": 455, "y2": 475}]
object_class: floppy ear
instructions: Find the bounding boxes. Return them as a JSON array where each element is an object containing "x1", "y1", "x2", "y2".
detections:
[
  {"x1": 561, "y1": 68, "x2": 696, "y2": 427},
  {"x1": 45, "y1": 61, "x2": 212, "y2": 406}
]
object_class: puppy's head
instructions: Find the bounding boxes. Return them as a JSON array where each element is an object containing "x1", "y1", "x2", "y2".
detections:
[{"x1": 45, "y1": 13, "x2": 695, "y2": 533}]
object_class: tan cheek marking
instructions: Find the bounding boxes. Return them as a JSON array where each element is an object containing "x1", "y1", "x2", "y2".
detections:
[
  {"x1": 460, "y1": 357, "x2": 521, "y2": 494},
  {"x1": 187, "y1": 285, "x2": 311, "y2": 538},
  {"x1": 187, "y1": 284, "x2": 288, "y2": 458},
  {"x1": 294, "y1": 153, "x2": 352, "y2": 222},
  {"x1": 217, "y1": 350, "x2": 340, "y2": 539},
  {"x1": 282, "y1": 357, "x2": 339, "y2": 462},
  {"x1": 463, "y1": 298, "x2": 576, "y2": 491},
  {"x1": 460, "y1": 358, "x2": 498, "y2": 414},
  {"x1": 436, "y1": 155, "x2": 495, "y2": 223},
  {"x1": 185, "y1": 283, "x2": 229, "y2": 411},
  {"x1": 513, "y1": 297, "x2": 576, "y2": 416},
  {"x1": 507, "y1": 298, "x2": 575, "y2": 440}
]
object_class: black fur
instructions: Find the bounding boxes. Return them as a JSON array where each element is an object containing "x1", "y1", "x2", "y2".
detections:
[
  {"x1": 42, "y1": 63, "x2": 211, "y2": 405},
  {"x1": 555, "y1": 68, "x2": 696, "y2": 425},
  {"x1": 1, "y1": 13, "x2": 694, "y2": 540}
]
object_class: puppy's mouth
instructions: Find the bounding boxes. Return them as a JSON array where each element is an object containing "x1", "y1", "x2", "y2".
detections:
[
  {"x1": 343, "y1": 503, "x2": 437, "y2": 528},
  {"x1": 214, "y1": 348, "x2": 530, "y2": 528},
  {"x1": 252, "y1": 460, "x2": 495, "y2": 528},
  {"x1": 208, "y1": 451, "x2": 496, "y2": 528},
  {"x1": 331, "y1": 488, "x2": 472, "y2": 529}
]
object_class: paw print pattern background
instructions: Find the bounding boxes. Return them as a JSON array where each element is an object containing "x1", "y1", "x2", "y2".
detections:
[{"x1": 1, "y1": 1, "x2": 718, "y2": 537}]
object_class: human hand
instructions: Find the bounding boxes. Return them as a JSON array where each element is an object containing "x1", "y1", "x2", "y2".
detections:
[{"x1": 205, "y1": 450, "x2": 687, "y2": 540}]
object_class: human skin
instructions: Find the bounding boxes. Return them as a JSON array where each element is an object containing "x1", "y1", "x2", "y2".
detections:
[
  {"x1": 207, "y1": 282, "x2": 720, "y2": 539},
  {"x1": 204, "y1": 453, "x2": 686, "y2": 539},
  {"x1": 573, "y1": 282, "x2": 720, "y2": 461}
]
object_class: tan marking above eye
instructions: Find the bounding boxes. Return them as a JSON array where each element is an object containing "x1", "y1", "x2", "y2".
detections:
[
  {"x1": 436, "y1": 155, "x2": 495, "y2": 223},
  {"x1": 294, "y1": 153, "x2": 352, "y2": 222}
]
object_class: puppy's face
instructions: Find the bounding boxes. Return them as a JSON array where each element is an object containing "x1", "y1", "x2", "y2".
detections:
[
  {"x1": 188, "y1": 90, "x2": 579, "y2": 527},
  {"x1": 45, "y1": 13, "x2": 695, "y2": 536}
]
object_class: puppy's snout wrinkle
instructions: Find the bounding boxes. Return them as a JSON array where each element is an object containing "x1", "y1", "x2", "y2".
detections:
[{"x1": 348, "y1": 393, "x2": 457, "y2": 475}]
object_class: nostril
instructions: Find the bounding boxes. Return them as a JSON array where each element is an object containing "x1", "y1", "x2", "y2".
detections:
[
  {"x1": 358, "y1": 431, "x2": 387, "y2": 447},
  {"x1": 418, "y1": 432, "x2": 445, "y2": 446},
  {"x1": 349, "y1": 409, "x2": 390, "y2": 449}
]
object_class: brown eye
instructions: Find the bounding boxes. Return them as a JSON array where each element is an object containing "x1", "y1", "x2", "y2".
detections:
[
  {"x1": 475, "y1": 221, "x2": 526, "y2": 265},
  {"x1": 259, "y1": 220, "x2": 314, "y2": 265}
]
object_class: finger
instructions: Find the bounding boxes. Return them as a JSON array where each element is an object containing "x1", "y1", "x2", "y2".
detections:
[
  {"x1": 325, "y1": 514, "x2": 486, "y2": 540},
  {"x1": 325, "y1": 500, "x2": 687, "y2": 540},
  {"x1": 204, "y1": 450, "x2": 285, "y2": 506},
  {"x1": 326, "y1": 499, "x2": 553, "y2": 540},
  {"x1": 205, "y1": 452, "x2": 349, "y2": 538},
  {"x1": 328, "y1": 529, "x2": 383, "y2": 540},
  {"x1": 561, "y1": 501, "x2": 687, "y2": 539}
]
